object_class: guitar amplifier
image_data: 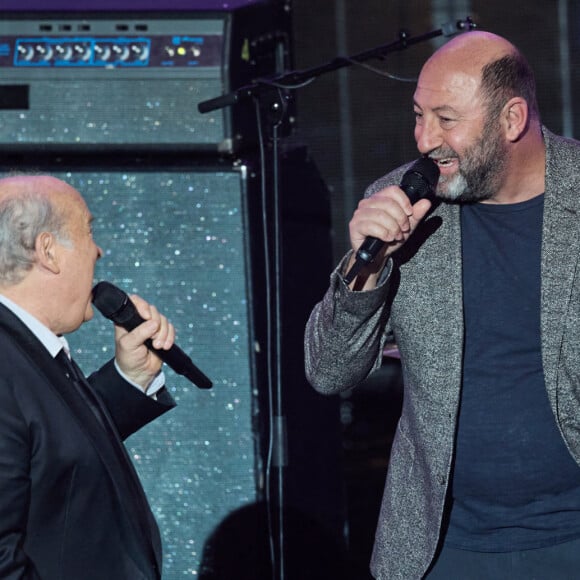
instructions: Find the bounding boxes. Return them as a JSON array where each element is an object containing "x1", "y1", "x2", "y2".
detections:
[{"x1": 0, "y1": 5, "x2": 291, "y2": 153}]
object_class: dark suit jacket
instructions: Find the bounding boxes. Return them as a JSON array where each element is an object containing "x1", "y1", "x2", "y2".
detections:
[{"x1": 0, "y1": 303, "x2": 176, "y2": 579}]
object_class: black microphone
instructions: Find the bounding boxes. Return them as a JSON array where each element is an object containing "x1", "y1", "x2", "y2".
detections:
[
  {"x1": 92, "y1": 281, "x2": 213, "y2": 389},
  {"x1": 343, "y1": 157, "x2": 440, "y2": 285}
]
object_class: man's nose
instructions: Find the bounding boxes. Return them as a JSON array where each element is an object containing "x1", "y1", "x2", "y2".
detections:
[{"x1": 415, "y1": 118, "x2": 443, "y2": 155}]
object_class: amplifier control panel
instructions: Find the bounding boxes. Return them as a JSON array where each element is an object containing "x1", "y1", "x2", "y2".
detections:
[
  {"x1": 0, "y1": 7, "x2": 291, "y2": 152},
  {"x1": 1, "y1": 33, "x2": 223, "y2": 68}
]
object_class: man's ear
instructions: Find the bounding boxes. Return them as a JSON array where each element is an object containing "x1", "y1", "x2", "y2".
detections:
[
  {"x1": 35, "y1": 232, "x2": 61, "y2": 274},
  {"x1": 502, "y1": 97, "x2": 529, "y2": 142}
]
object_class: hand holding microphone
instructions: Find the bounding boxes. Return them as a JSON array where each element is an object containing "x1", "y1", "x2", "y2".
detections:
[
  {"x1": 92, "y1": 281, "x2": 212, "y2": 389},
  {"x1": 343, "y1": 157, "x2": 440, "y2": 285}
]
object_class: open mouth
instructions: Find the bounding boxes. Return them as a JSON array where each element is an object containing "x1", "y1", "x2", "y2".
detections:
[{"x1": 434, "y1": 158, "x2": 456, "y2": 167}]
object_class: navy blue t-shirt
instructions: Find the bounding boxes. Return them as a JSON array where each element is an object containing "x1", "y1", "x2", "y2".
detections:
[{"x1": 445, "y1": 195, "x2": 580, "y2": 552}]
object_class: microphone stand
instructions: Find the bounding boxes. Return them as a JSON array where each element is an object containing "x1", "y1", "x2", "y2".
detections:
[
  {"x1": 198, "y1": 17, "x2": 476, "y2": 115},
  {"x1": 197, "y1": 16, "x2": 476, "y2": 580}
]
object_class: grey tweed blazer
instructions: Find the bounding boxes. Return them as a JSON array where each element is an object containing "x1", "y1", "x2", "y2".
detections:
[{"x1": 304, "y1": 127, "x2": 580, "y2": 579}]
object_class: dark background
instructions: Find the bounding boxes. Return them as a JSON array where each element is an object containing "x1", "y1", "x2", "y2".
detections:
[{"x1": 1, "y1": 1, "x2": 578, "y2": 578}]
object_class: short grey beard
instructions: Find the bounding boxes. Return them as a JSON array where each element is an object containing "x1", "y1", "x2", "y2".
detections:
[
  {"x1": 437, "y1": 172, "x2": 469, "y2": 201},
  {"x1": 433, "y1": 127, "x2": 508, "y2": 203}
]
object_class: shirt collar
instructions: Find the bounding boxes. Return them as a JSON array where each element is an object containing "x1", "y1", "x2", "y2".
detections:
[{"x1": 0, "y1": 294, "x2": 65, "y2": 358}]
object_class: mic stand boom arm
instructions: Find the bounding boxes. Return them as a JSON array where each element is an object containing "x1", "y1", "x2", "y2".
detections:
[{"x1": 197, "y1": 17, "x2": 476, "y2": 114}]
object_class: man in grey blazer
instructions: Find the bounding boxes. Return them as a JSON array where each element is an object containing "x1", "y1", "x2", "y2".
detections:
[
  {"x1": 0, "y1": 174, "x2": 177, "y2": 578},
  {"x1": 305, "y1": 30, "x2": 580, "y2": 579}
]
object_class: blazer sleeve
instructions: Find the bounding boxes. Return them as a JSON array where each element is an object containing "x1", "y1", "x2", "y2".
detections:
[
  {"x1": 0, "y1": 375, "x2": 42, "y2": 580},
  {"x1": 304, "y1": 164, "x2": 412, "y2": 395},
  {"x1": 88, "y1": 360, "x2": 176, "y2": 440},
  {"x1": 304, "y1": 253, "x2": 395, "y2": 395}
]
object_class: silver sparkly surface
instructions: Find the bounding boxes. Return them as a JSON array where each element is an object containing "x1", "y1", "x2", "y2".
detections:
[
  {"x1": 60, "y1": 169, "x2": 260, "y2": 577},
  {"x1": 0, "y1": 79, "x2": 226, "y2": 148}
]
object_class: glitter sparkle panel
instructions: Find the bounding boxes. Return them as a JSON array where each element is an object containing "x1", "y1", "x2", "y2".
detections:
[{"x1": 57, "y1": 164, "x2": 263, "y2": 578}]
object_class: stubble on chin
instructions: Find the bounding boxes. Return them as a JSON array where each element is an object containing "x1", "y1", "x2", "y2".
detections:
[{"x1": 436, "y1": 172, "x2": 469, "y2": 202}]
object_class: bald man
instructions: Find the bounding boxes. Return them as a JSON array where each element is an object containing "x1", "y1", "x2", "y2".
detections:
[
  {"x1": 0, "y1": 175, "x2": 177, "y2": 579},
  {"x1": 305, "y1": 31, "x2": 580, "y2": 579}
]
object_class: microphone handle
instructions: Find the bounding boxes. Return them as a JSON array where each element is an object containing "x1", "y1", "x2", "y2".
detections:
[
  {"x1": 356, "y1": 236, "x2": 384, "y2": 264},
  {"x1": 341, "y1": 235, "x2": 386, "y2": 285},
  {"x1": 147, "y1": 338, "x2": 213, "y2": 389}
]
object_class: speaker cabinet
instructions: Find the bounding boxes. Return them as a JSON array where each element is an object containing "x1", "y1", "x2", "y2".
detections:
[{"x1": 0, "y1": 147, "x2": 345, "y2": 578}]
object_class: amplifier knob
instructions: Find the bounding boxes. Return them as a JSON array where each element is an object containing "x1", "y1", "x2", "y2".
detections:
[
  {"x1": 17, "y1": 44, "x2": 35, "y2": 62},
  {"x1": 55, "y1": 44, "x2": 73, "y2": 61},
  {"x1": 73, "y1": 43, "x2": 92, "y2": 62},
  {"x1": 35, "y1": 44, "x2": 54, "y2": 62},
  {"x1": 130, "y1": 43, "x2": 150, "y2": 62},
  {"x1": 94, "y1": 44, "x2": 112, "y2": 61},
  {"x1": 111, "y1": 44, "x2": 130, "y2": 61}
]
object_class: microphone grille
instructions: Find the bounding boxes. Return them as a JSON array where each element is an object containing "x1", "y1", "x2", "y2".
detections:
[
  {"x1": 401, "y1": 157, "x2": 440, "y2": 201},
  {"x1": 91, "y1": 281, "x2": 127, "y2": 320}
]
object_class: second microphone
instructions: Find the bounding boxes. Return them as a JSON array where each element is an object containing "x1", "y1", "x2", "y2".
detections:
[{"x1": 343, "y1": 156, "x2": 440, "y2": 285}]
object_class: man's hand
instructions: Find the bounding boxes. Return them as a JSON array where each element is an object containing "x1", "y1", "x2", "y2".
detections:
[
  {"x1": 113, "y1": 294, "x2": 175, "y2": 390},
  {"x1": 346, "y1": 186, "x2": 432, "y2": 290}
]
